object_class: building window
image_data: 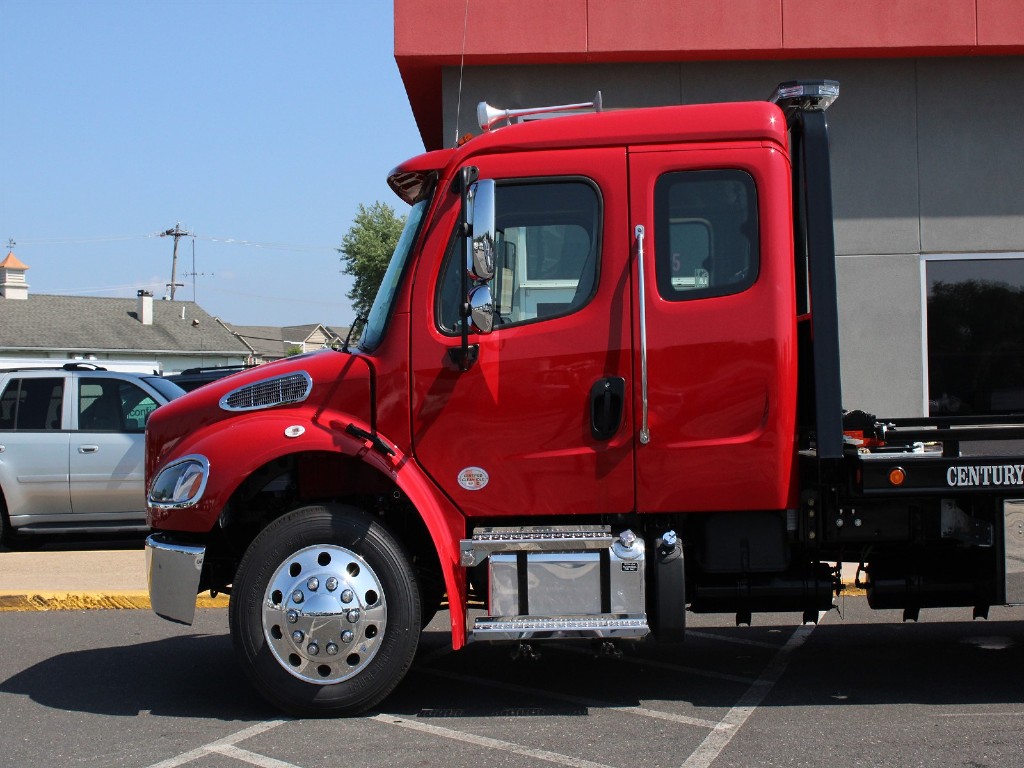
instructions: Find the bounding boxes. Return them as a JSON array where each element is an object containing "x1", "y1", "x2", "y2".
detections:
[{"x1": 926, "y1": 256, "x2": 1024, "y2": 416}]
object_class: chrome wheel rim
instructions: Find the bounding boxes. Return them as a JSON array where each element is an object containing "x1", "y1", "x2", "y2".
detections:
[{"x1": 261, "y1": 544, "x2": 387, "y2": 684}]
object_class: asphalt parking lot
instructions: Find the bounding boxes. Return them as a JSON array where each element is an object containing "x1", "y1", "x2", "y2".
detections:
[{"x1": 3, "y1": 561, "x2": 1024, "y2": 768}]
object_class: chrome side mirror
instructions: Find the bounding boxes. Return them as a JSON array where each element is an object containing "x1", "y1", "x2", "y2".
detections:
[
  {"x1": 468, "y1": 180, "x2": 496, "y2": 281},
  {"x1": 468, "y1": 285, "x2": 495, "y2": 334}
]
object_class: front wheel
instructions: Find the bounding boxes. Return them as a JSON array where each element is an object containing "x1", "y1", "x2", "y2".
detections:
[{"x1": 229, "y1": 504, "x2": 421, "y2": 716}]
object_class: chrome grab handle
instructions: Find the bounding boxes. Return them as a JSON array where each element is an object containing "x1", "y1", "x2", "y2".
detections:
[
  {"x1": 78, "y1": 445, "x2": 100, "y2": 454},
  {"x1": 635, "y1": 224, "x2": 650, "y2": 445}
]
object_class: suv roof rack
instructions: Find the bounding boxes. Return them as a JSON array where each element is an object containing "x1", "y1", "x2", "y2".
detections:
[{"x1": 0, "y1": 362, "x2": 110, "y2": 373}]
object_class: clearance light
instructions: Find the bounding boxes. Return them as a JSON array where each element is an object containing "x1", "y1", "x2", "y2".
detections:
[
  {"x1": 769, "y1": 80, "x2": 840, "y2": 113},
  {"x1": 888, "y1": 467, "x2": 907, "y2": 487}
]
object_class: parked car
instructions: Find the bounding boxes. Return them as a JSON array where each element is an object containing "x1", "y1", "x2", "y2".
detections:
[
  {"x1": 163, "y1": 364, "x2": 253, "y2": 392},
  {"x1": 0, "y1": 364, "x2": 185, "y2": 547}
]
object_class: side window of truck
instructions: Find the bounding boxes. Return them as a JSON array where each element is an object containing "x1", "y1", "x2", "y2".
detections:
[
  {"x1": 654, "y1": 169, "x2": 759, "y2": 301},
  {"x1": 438, "y1": 178, "x2": 601, "y2": 332}
]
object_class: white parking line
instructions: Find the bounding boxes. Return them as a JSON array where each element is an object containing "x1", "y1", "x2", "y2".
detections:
[
  {"x1": 684, "y1": 630, "x2": 787, "y2": 650},
  {"x1": 422, "y1": 667, "x2": 729, "y2": 730},
  {"x1": 681, "y1": 619, "x2": 821, "y2": 768},
  {"x1": 372, "y1": 713, "x2": 617, "y2": 768},
  {"x1": 206, "y1": 743, "x2": 302, "y2": 767},
  {"x1": 932, "y1": 711, "x2": 1024, "y2": 718},
  {"x1": 144, "y1": 719, "x2": 290, "y2": 768}
]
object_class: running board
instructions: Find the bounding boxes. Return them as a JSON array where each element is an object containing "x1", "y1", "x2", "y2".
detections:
[{"x1": 471, "y1": 614, "x2": 650, "y2": 642}]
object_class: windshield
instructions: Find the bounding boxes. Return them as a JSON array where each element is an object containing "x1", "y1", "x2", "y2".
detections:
[
  {"x1": 143, "y1": 375, "x2": 186, "y2": 401},
  {"x1": 358, "y1": 197, "x2": 430, "y2": 352}
]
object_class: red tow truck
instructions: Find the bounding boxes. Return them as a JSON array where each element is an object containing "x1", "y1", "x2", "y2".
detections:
[{"x1": 144, "y1": 81, "x2": 1024, "y2": 715}]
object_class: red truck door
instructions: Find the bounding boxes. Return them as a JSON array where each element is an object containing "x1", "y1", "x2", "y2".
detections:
[
  {"x1": 628, "y1": 145, "x2": 799, "y2": 513},
  {"x1": 410, "y1": 148, "x2": 635, "y2": 519}
]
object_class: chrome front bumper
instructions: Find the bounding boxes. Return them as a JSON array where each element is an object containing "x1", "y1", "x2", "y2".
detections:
[{"x1": 145, "y1": 533, "x2": 206, "y2": 625}]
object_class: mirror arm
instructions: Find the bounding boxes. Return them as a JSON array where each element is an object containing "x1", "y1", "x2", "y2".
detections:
[{"x1": 456, "y1": 166, "x2": 480, "y2": 371}]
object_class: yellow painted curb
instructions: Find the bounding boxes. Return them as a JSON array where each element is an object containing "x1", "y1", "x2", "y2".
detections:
[{"x1": 0, "y1": 591, "x2": 229, "y2": 612}]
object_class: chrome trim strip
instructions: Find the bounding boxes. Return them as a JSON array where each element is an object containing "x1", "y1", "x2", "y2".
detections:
[
  {"x1": 461, "y1": 525, "x2": 612, "y2": 566},
  {"x1": 146, "y1": 533, "x2": 206, "y2": 625}
]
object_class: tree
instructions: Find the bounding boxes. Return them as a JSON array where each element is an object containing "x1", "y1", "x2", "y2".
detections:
[{"x1": 338, "y1": 202, "x2": 406, "y2": 325}]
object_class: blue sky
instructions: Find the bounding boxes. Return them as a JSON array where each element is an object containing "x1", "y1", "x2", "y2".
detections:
[{"x1": 1, "y1": 0, "x2": 425, "y2": 327}]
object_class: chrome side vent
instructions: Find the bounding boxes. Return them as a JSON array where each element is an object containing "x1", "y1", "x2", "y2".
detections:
[{"x1": 220, "y1": 371, "x2": 313, "y2": 412}]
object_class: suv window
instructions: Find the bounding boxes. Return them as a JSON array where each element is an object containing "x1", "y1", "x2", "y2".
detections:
[
  {"x1": 78, "y1": 378, "x2": 160, "y2": 432},
  {"x1": 654, "y1": 169, "x2": 759, "y2": 301},
  {"x1": 438, "y1": 179, "x2": 601, "y2": 331},
  {"x1": 0, "y1": 377, "x2": 64, "y2": 431}
]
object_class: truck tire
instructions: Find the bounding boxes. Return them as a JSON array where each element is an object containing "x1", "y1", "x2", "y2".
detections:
[{"x1": 229, "y1": 503, "x2": 421, "y2": 716}]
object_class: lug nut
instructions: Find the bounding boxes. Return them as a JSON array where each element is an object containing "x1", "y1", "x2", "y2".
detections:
[
  {"x1": 325, "y1": 577, "x2": 339, "y2": 592},
  {"x1": 286, "y1": 609, "x2": 299, "y2": 624},
  {"x1": 326, "y1": 642, "x2": 339, "y2": 656},
  {"x1": 340, "y1": 589, "x2": 354, "y2": 604},
  {"x1": 306, "y1": 577, "x2": 319, "y2": 591},
  {"x1": 292, "y1": 630, "x2": 305, "y2": 643},
  {"x1": 307, "y1": 642, "x2": 320, "y2": 656},
  {"x1": 291, "y1": 590, "x2": 304, "y2": 604},
  {"x1": 347, "y1": 609, "x2": 361, "y2": 623},
  {"x1": 341, "y1": 630, "x2": 354, "y2": 644}
]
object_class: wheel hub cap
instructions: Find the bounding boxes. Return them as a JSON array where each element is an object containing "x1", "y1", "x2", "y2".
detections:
[{"x1": 262, "y1": 544, "x2": 387, "y2": 684}]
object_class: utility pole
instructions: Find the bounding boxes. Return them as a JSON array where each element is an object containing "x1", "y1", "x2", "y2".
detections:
[{"x1": 160, "y1": 223, "x2": 191, "y2": 300}]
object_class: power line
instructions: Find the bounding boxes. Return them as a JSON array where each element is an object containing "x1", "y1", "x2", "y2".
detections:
[
  {"x1": 193, "y1": 235, "x2": 335, "y2": 252},
  {"x1": 13, "y1": 234, "x2": 157, "y2": 245},
  {"x1": 12, "y1": 232, "x2": 335, "y2": 253}
]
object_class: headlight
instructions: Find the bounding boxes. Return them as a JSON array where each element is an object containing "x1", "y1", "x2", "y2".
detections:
[{"x1": 149, "y1": 455, "x2": 210, "y2": 509}]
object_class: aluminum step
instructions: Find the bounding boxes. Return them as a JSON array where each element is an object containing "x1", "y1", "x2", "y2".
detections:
[{"x1": 470, "y1": 614, "x2": 649, "y2": 642}]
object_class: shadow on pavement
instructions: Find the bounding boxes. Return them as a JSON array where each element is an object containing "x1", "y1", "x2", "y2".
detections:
[
  {"x1": 4, "y1": 615, "x2": 1024, "y2": 720},
  {"x1": 0, "y1": 632, "x2": 276, "y2": 721}
]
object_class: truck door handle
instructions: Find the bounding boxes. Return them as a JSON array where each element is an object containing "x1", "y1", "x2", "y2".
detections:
[
  {"x1": 590, "y1": 377, "x2": 625, "y2": 441},
  {"x1": 78, "y1": 445, "x2": 100, "y2": 454}
]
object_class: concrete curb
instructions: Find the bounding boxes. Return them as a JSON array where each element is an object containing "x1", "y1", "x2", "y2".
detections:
[
  {"x1": 0, "y1": 550, "x2": 865, "y2": 612},
  {"x1": 0, "y1": 587, "x2": 864, "y2": 612},
  {"x1": 0, "y1": 591, "x2": 229, "y2": 612}
]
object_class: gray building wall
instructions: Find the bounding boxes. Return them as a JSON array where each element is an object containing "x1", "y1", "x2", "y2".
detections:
[{"x1": 439, "y1": 57, "x2": 1023, "y2": 417}]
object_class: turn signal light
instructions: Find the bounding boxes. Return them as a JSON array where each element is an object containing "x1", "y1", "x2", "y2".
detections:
[{"x1": 888, "y1": 467, "x2": 907, "y2": 486}]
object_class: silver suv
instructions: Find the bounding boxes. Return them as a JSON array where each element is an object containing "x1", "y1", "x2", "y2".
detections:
[{"x1": 0, "y1": 364, "x2": 185, "y2": 546}]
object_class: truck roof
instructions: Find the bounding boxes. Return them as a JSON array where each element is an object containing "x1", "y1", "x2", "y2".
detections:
[{"x1": 389, "y1": 99, "x2": 788, "y2": 203}]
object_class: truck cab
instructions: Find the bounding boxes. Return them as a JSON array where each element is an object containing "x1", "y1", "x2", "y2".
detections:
[{"x1": 143, "y1": 81, "x2": 1024, "y2": 717}]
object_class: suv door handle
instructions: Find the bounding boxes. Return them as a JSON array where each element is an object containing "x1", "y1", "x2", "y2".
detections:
[
  {"x1": 78, "y1": 445, "x2": 100, "y2": 454},
  {"x1": 590, "y1": 377, "x2": 625, "y2": 441}
]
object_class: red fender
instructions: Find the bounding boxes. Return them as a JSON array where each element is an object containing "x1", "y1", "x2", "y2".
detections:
[{"x1": 150, "y1": 412, "x2": 468, "y2": 648}]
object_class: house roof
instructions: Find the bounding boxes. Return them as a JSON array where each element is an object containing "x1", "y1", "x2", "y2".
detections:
[
  {"x1": 228, "y1": 323, "x2": 346, "y2": 359},
  {"x1": 0, "y1": 294, "x2": 251, "y2": 355}
]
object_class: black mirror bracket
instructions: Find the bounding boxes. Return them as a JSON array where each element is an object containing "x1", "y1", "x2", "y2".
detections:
[{"x1": 457, "y1": 166, "x2": 480, "y2": 371}]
